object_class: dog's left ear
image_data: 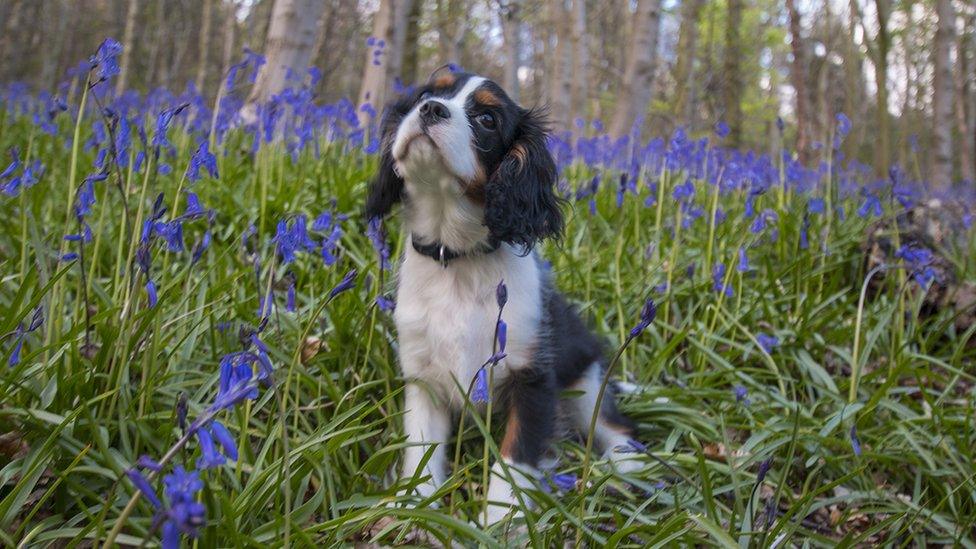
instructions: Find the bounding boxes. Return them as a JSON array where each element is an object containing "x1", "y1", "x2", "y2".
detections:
[
  {"x1": 484, "y1": 107, "x2": 563, "y2": 250},
  {"x1": 364, "y1": 98, "x2": 410, "y2": 221}
]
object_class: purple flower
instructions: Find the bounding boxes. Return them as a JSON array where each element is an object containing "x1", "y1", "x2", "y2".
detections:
[
  {"x1": 186, "y1": 139, "x2": 218, "y2": 182},
  {"x1": 714, "y1": 121, "x2": 730, "y2": 139},
  {"x1": 161, "y1": 467, "x2": 206, "y2": 543},
  {"x1": 627, "y1": 439, "x2": 648, "y2": 453},
  {"x1": 376, "y1": 294, "x2": 395, "y2": 312},
  {"x1": 496, "y1": 319, "x2": 507, "y2": 354},
  {"x1": 328, "y1": 269, "x2": 357, "y2": 299},
  {"x1": 712, "y1": 263, "x2": 733, "y2": 297},
  {"x1": 209, "y1": 421, "x2": 238, "y2": 461},
  {"x1": 895, "y1": 245, "x2": 937, "y2": 287},
  {"x1": 849, "y1": 425, "x2": 862, "y2": 456},
  {"x1": 835, "y1": 113, "x2": 851, "y2": 137},
  {"x1": 191, "y1": 231, "x2": 211, "y2": 264},
  {"x1": 195, "y1": 426, "x2": 226, "y2": 469},
  {"x1": 756, "y1": 458, "x2": 772, "y2": 482},
  {"x1": 737, "y1": 246, "x2": 750, "y2": 273},
  {"x1": 472, "y1": 367, "x2": 489, "y2": 403},
  {"x1": 136, "y1": 455, "x2": 163, "y2": 472},
  {"x1": 91, "y1": 38, "x2": 123, "y2": 81},
  {"x1": 366, "y1": 217, "x2": 390, "y2": 271},
  {"x1": 146, "y1": 280, "x2": 158, "y2": 308},
  {"x1": 756, "y1": 333, "x2": 779, "y2": 354},
  {"x1": 550, "y1": 473, "x2": 577, "y2": 492},
  {"x1": 733, "y1": 385, "x2": 750, "y2": 405},
  {"x1": 857, "y1": 194, "x2": 883, "y2": 218},
  {"x1": 125, "y1": 469, "x2": 162, "y2": 509},
  {"x1": 629, "y1": 298, "x2": 657, "y2": 338},
  {"x1": 496, "y1": 279, "x2": 508, "y2": 310}
]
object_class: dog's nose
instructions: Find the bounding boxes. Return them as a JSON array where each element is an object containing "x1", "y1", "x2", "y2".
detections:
[{"x1": 419, "y1": 100, "x2": 451, "y2": 125}]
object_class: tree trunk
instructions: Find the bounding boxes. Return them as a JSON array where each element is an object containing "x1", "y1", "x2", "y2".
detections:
[
  {"x1": 608, "y1": 0, "x2": 662, "y2": 138},
  {"x1": 931, "y1": 0, "x2": 955, "y2": 188},
  {"x1": 116, "y1": 0, "x2": 139, "y2": 94},
  {"x1": 400, "y1": 0, "x2": 423, "y2": 86},
  {"x1": 570, "y1": 0, "x2": 589, "y2": 123},
  {"x1": 954, "y1": 10, "x2": 972, "y2": 184},
  {"x1": 547, "y1": 0, "x2": 573, "y2": 130},
  {"x1": 964, "y1": 13, "x2": 976, "y2": 183},
  {"x1": 672, "y1": 0, "x2": 705, "y2": 129},
  {"x1": 358, "y1": 0, "x2": 396, "y2": 123},
  {"x1": 722, "y1": 0, "x2": 744, "y2": 147},
  {"x1": 246, "y1": 0, "x2": 327, "y2": 109},
  {"x1": 220, "y1": 0, "x2": 238, "y2": 87},
  {"x1": 786, "y1": 0, "x2": 811, "y2": 162},
  {"x1": 196, "y1": 0, "x2": 214, "y2": 93},
  {"x1": 437, "y1": 0, "x2": 464, "y2": 66},
  {"x1": 873, "y1": 0, "x2": 891, "y2": 174},
  {"x1": 387, "y1": 0, "x2": 415, "y2": 86},
  {"x1": 499, "y1": 0, "x2": 521, "y2": 103}
]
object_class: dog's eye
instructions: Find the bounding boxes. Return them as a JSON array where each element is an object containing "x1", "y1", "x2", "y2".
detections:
[{"x1": 476, "y1": 112, "x2": 496, "y2": 130}]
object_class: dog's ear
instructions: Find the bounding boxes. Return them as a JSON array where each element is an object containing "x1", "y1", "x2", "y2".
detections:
[
  {"x1": 484, "y1": 107, "x2": 563, "y2": 250},
  {"x1": 365, "y1": 97, "x2": 410, "y2": 221}
]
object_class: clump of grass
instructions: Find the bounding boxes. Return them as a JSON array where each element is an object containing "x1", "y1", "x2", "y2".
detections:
[{"x1": 1, "y1": 42, "x2": 975, "y2": 547}]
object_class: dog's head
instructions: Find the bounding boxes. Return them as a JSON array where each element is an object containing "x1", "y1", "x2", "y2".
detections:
[{"x1": 365, "y1": 71, "x2": 562, "y2": 250}]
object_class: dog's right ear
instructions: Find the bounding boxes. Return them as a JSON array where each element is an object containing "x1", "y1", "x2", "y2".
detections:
[{"x1": 365, "y1": 96, "x2": 411, "y2": 221}]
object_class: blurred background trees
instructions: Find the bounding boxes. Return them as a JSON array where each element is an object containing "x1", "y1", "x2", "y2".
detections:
[{"x1": 0, "y1": 0, "x2": 973, "y2": 185}]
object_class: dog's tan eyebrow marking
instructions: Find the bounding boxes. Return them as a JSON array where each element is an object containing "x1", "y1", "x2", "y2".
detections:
[
  {"x1": 433, "y1": 74, "x2": 456, "y2": 88},
  {"x1": 474, "y1": 89, "x2": 501, "y2": 107}
]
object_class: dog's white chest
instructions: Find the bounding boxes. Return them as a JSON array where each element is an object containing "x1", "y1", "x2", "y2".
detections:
[{"x1": 393, "y1": 245, "x2": 543, "y2": 406}]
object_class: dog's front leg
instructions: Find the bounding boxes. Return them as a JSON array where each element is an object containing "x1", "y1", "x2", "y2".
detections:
[
  {"x1": 400, "y1": 382, "x2": 450, "y2": 501},
  {"x1": 483, "y1": 367, "x2": 555, "y2": 527}
]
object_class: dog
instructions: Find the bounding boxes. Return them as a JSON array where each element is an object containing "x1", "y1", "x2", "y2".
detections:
[{"x1": 365, "y1": 70, "x2": 641, "y2": 527}]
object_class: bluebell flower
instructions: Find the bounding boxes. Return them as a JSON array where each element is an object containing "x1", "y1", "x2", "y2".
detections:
[
  {"x1": 0, "y1": 147, "x2": 20, "y2": 179},
  {"x1": 161, "y1": 466, "x2": 206, "y2": 545},
  {"x1": 61, "y1": 252, "x2": 79, "y2": 262},
  {"x1": 835, "y1": 113, "x2": 851, "y2": 137},
  {"x1": 91, "y1": 38, "x2": 123, "y2": 82},
  {"x1": 115, "y1": 116, "x2": 131, "y2": 168},
  {"x1": 137, "y1": 455, "x2": 163, "y2": 472},
  {"x1": 849, "y1": 425, "x2": 862, "y2": 456},
  {"x1": 714, "y1": 121, "x2": 730, "y2": 139},
  {"x1": 183, "y1": 192, "x2": 206, "y2": 218},
  {"x1": 186, "y1": 139, "x2": 218, "y2": 182},
  {"x1": 211, "y1": 352, "x2": 261, "y2": 412},
  {"x1": 737, "y1": 246, "x2": 750, "y2": 273},
  {"x1": 208, "y1": 421, "x2": 238, "y2": 461},
  {"x1": 125, "y1": 469, "x2": 162, "y2": 509},
  {"x1": 496, "y1": 279, "x2": 508, "y2": 310},
  {"x1": 672, "y1": 179, "x2": 694, "y2": 202},
  {"x1": 856, "y1": 194, "x2": 882, "y2": 218},
  {"x1": 895, "y1": 245, "x2": 937, "y2": 287},
  {"x1": 807, "y1": 198, "x2": 825, "y2": 215},
  {"x1": 712, "y1": 263, "x2": 733, "y2": 297},
  {"x1": 145, "y1": 280, "x2": 158, "y2": 308},
  {"x1": 74, "y1": 178, "x2": 98, "y2": 219},
  {"x1": 629, "y1": 298, "x2": 657, "y2": 338},
  {"x1": 756, "y1": 458, "x2": 772, "y2": 482},
  {"x1": 376, "y1": 294, "x2": 395, "y2": 312},
  {"x1": 550, "y1": 473, "x2": 577, "y2": 492},
  {"x1": 756, "y1": 332, "x2": 779, "y2": 354},
  {"x1": 733, "y1": 385, "x2": 750, "y2": 405},
  {"x1": 496, "y1": 319, "x2": 507, "y2": 353},
  {"x1": 366, "y1": 217, "x2": 390, "y2": 271},
  {"x1": 328, "y1": 269, "x2": 357, "y2": 299},
  {"x1": 472, "y1": 367, "x2": 489, "y2": 403},
  {"x1": 153, "y1": 220, "x2": 185, "y2": 252}
]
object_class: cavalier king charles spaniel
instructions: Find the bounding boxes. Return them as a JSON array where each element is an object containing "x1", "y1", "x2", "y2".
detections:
[{"x1": 366, "y1": 70, "x2": 642, "y2": 526}]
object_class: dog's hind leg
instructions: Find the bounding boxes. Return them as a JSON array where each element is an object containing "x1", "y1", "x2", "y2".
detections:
[{"x1": 567, "y1": 362, "x2": 644, "y2": 473}]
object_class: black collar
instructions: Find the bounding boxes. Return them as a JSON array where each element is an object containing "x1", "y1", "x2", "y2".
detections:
[{"x1": 411, "y1": 234, "x2": 501, "y2": 267}]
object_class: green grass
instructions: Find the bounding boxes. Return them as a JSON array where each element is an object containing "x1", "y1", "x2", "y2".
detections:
[{"x1": 1, "y1": 106, "x2": 975, "y2": 548}]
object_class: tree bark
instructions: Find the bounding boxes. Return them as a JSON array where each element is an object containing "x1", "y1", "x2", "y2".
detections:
[
  {"x1": 499, "y1": 0, "x2": 521, "y2": 103},
  {"x1": 220, "y1": 0, "x2": 238, "y2": 87},
  {"x1": 931, "y1": 0, "x2": 955, "y2": 188},
  {"x1": 400, "y1": 0, "x2": 423, "y2": 86},
  {"x1": 672, "y1": 0, "x2": 705, "y2": 129},
  {"x1": 954, "y1": 10, "x2": 972, "y2": 184},
  {"x1": 437, "y1": 0, "x2": 465, "y2": 66},
  {"x1": 570, "y1": 0, "x2": 589, "y2": 123},
  {"x1": 358, "y1": 0, "x2": 396, "y2": 123},
  {"x1": 547, "y1": 0, "x2": 573, "y2": 130},
  {"x1": 786, "y1": 0, "x2": 812, "y2": 162},
  {"x1": 196, "y1": 0, "x2": 214, "y2": 93},
  {"x1": 873, "y1": 0, "x2": 891, "y2": 174},
  {"x1": 246, "y1": 0, "x2": 327, "y2": 108},
  {"x1": 608, "y1": 0, "x2": 662, "y2": 138},
  {"x1": 722, "y1": 0, "x2": 744, "y2": 147},
  {"x1": 116, "y1": 0, "x2": 139, "y2": 94}
]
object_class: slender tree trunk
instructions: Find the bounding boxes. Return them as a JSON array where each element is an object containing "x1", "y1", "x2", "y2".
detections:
[
  {"x1": 954, "y1": 11, "x2": 972, "y2": 184},
  {"x1": 116, "y1": 0, "x2": 139, "y2": 94},
  {"x1": 358, "y1": 0, "x2": 396, "y2": 122},
  {"x1": 570, "y1": 0, "x2": 589, "y2": 123},
  {"x1": 387, "y1": 0, "x2": 415, "y2": 85},
  {"x1": 220, "y1": 0, "x2": 238, "y2": 86},
  {"x1": 722, "y1": 0, "x2": 744, "y2": 147},
  {"x1": 547, "y1": 0, "x2": 573, "y2": 130},
  {"x1": 964, "y1": 13, "x2": 976, "y2": 183},
  {"x1": 196, "y1": 0, "x2": 214, "y2": 93},
  {"x1": 873, "y1": 0, "x2": 891, "y2": 174},
  {"x1": 246, "y1": 0, "x2": 327, "y2": 113},
  {"x1": 672, "y1": 0, "x2": 704, "y2": 129},
  {"x1": 499, "y1": 0, "x2": 521, "y2": 103},
  {"x1": 786, "y1": 0, "x2": 811, "y2": 162},
  {"x1": 931, "y1": 0, "x2": 955, "y2": 188},
  {"x1": 400, "y1": 0, "x2": 423, "y2": 86},
  {"x1": 608, "y1": 0, "x2": 663, "y2": 138},
  {"x1": 437, "y1": 0, "x2": 464, "y2": 65}
]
